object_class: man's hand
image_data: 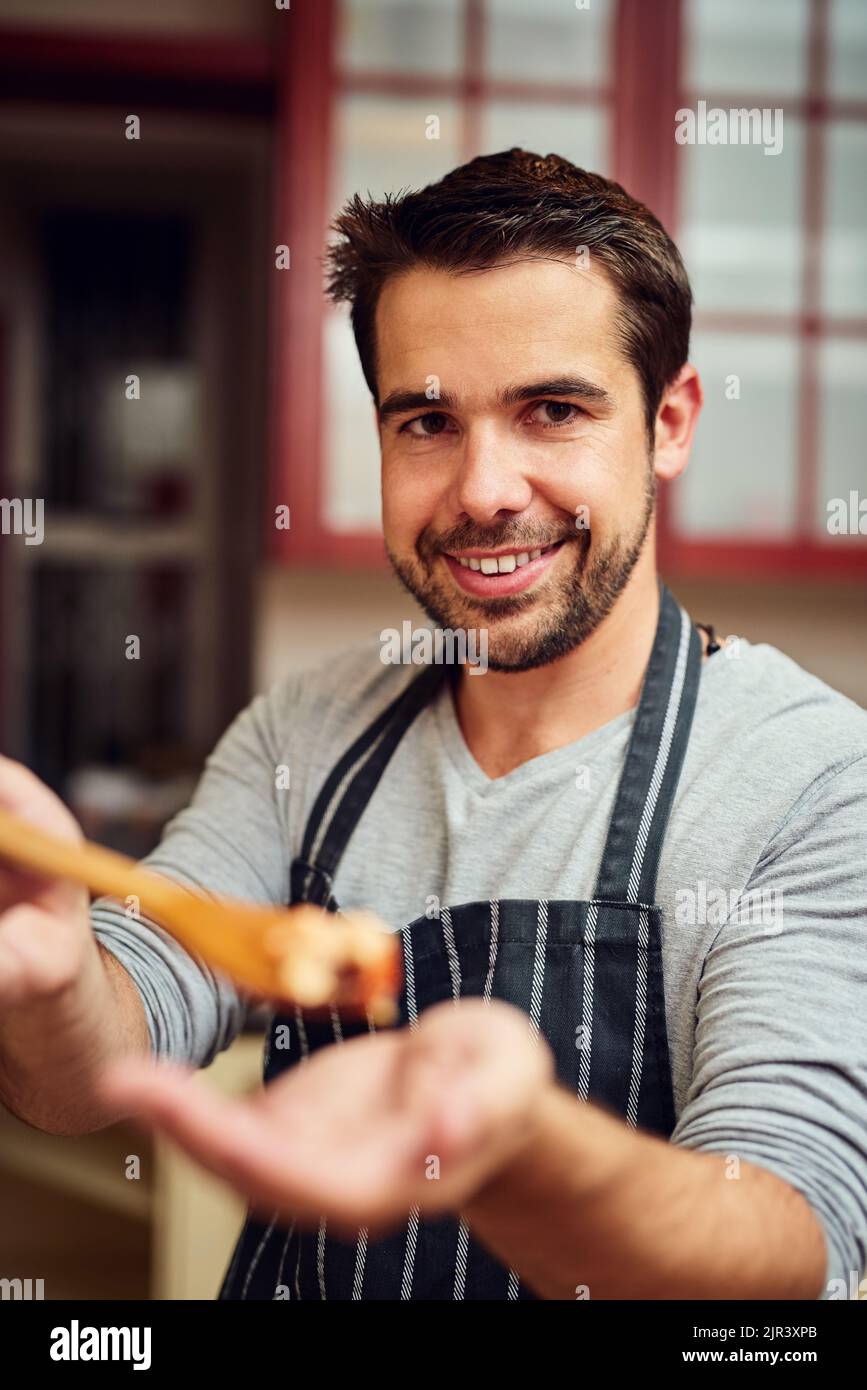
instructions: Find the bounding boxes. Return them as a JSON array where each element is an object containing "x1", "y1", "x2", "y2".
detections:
[
  {"x1": 99, "y1": 999, "x2": 554, "y2": 1236},
  {"x1": 100, "y1": 992, "x2": 827, "y2": 1299},
  {"x1": 0, "y1": 753, "x2": 91, "y2": 1006},
  {"x1": 0, "y1": 754, "x2": 150, "y2": 1133}
]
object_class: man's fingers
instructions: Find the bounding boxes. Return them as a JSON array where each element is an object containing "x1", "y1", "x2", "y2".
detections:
[
  {"x1": 99, "y1": 1059, "x2": 364, "y2": 1218},
  {"x1": 99, "y1": 1005, "x2": 553, "y2": 1232},
  {"x1": 0, "y1": 753, "x2": 83, "y2": 839},
  {"x1": 99, "y1": 1060, "x2": 279, "y2": 1193},
  {"x1": 99, "y1": 1056, "x2": 431, "y2": 1228},
  {"x1": 0, "y1": 757, "x2": 88, "y2": 922},
  {"x1": 0, "y1": 903, "x2": 82, "y2": 1004}
]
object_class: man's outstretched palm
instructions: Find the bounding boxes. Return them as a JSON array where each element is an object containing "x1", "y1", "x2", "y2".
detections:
[{"x1": 100, "y1": 998, "x2": 552, "y2": 1237}]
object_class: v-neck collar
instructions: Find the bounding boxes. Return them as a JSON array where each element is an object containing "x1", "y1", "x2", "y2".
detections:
[{"x1": 430, "y1": 640, "x2": 730, "y2": 796}]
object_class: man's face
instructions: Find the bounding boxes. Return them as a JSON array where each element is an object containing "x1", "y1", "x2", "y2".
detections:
[{"x1": 375, "y1": 257, "x2": 656, "y2": 672}]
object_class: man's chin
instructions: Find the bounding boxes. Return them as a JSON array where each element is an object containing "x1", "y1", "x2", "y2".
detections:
[
  {"x1": 386, "y1": 552, "x2": 589, "y2": 671},
  {"x1": 387, "y1": 485, "x2": 654, "y2": 674},
  {"x1": 395, "y1": 585, "x2": 591, "y2": 673},
  {"x1": 479, "y1": 619, "x2": 596, "y2": 673}
]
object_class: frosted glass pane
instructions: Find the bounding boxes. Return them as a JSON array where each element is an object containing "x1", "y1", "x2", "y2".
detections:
[
  {"x1": 821, "y1": 122, "x2": 867, "y2": 318},
  {"x1": 331, "y1": 94, "x2": 462, "y2": 225},
  {"x1": 828, "y1": 0, "x2": 867, "y2": 100},
  {"x1": 323, "y1": 310, "x2": 382, "y2": 533},
  {"x1": 817, "y1": 340, "x2": 867, "y2": 537},
  {"x1": 338, "y1": 0, "x2": 463, "y2": 76},
  {"x1": 478, "y1": 103, "x2": 608, "y2": 177},
  {"x1": 678, "y1": 119, "x2": 804, "y2": 312},
  {"x1": 684, "y1": 0, "x2": 808, "y2": 96},
  {"x1": 676, "y1": 333, "x2": 799, "y2": 539},
  {"x1": 326, "y1": 93, "x2": 461, "y2": 533},
  {"x1": 483, "y1": 0, "x2": 614, "y2": 85}
]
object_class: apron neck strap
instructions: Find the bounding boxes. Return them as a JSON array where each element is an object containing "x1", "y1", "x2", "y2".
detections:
[
  {"x1": 292, "y1": 660, "x2": 449, "y2": 906},
  {"x1": 592, "y1": 580, "x2": 703, "y2": 907}
]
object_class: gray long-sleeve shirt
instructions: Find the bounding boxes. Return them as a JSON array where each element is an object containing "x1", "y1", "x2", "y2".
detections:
[{"x1": 91, "y1": 635, "x2": 867, "y2": 1299}]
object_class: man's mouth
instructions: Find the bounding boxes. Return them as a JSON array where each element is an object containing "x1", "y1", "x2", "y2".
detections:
[
  {"x1": 447, "y1": 539, "x2": 564, "y2": 573},
  {"x1": 440, "y1": 538, "x2": 569, "y2": 597}
]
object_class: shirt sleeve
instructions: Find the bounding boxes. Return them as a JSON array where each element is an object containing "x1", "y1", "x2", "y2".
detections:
[
  {"x1": 91, "y1": 676, "x2": 298, "y2": 1069},
  {"x1": 670, "y1": 753, "x2": 867, "y2": 1300}
]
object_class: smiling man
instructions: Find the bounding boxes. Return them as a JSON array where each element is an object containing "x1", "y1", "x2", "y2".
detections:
[
  {"x1": 2, "y1": 150, "x2": 866, "y2": 1302},
  {"x1": 376, "y1": 259, "x2": 658, "y2": 679}
]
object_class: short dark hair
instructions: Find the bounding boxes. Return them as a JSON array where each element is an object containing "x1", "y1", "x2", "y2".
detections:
[{"x1": 325, "y1": 148, "x2": 693, "y2": 442}]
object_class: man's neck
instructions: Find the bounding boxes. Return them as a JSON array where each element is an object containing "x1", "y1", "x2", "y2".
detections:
[{"x1": 452, "y1": 561, "x2": 662, "y2": 780}]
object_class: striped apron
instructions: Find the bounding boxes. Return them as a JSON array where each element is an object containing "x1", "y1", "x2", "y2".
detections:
[{"x1": 219, "y1": 582, "x2": 702, "y2": 1300}]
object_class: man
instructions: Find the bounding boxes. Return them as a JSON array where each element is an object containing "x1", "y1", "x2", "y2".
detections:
[{"x1": 1, "y1": 149, "x2": 865, "y2": 1301}]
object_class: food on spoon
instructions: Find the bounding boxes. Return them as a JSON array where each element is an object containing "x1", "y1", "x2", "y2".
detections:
[{"x1": 262, "y1": 905, "x2": 401, "y2": 1024}]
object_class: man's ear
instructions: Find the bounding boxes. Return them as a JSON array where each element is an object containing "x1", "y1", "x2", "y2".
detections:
[{"x1": 653, "y1": 364, "x2": 703, "y2": 483}]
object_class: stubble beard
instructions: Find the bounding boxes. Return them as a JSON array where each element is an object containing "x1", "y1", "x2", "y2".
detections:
[{"x1": 386, "y1": 467, "x2": 657, "y2": 674}]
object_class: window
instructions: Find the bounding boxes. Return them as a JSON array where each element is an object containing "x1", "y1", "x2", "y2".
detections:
[
  {"x1": 276, "y1": 0, "x2": 616, "y2": 562},
  {"x1": 274, "y1": 0, "x2": 867, "y2": 576},
  {"x1": 665, "y1": 0, "x2": 867, "y2": 575}
]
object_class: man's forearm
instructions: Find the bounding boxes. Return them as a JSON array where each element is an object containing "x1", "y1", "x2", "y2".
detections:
[
  {"x1": 462, "y1": 1084, "x2": 827, "y2": 1300},
  {"x1": 0, "y1": 941, "x2": 151, "y2": 1136}
]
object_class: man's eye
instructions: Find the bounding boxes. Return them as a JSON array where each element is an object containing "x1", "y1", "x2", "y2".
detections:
[
  {"x1": 528, "y1": 401, "x2": 583, "y2": 428},
  {"x1": 402, "y1": 412, "x2": 453, "y2": 438}
]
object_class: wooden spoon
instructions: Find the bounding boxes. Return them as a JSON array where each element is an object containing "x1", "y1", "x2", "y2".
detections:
[{"x1": 0, "y1": 806, "x2": 400, "y2": 1023}]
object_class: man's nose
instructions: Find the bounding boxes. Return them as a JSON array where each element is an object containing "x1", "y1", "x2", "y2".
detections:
[{"x1": 449, "y1": 424, "x2": 534, "y2": 525}]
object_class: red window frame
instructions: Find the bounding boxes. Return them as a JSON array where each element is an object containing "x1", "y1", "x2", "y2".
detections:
[
  {"x1": 272, "y1": 0, "x2": 867, "y2": 578},
  {"x1": 273, "y1": 0, "x2": 624, "y2": 567},
  {"x1": 664, "y1": 0, "x2": 867, "y2": 579}
]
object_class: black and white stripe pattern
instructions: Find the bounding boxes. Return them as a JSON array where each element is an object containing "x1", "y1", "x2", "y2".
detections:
[
  {"x1": 313, "y1": 997, "x2": 348, "y2": 1300},
  {"x1": 243, "y1": 1218, "x2": 276, "y2": 1300},
  {"x1": 441, "y1": 905, "x2": 461, "y2": 1003},
  {"x1": 294, "y1": 1005, "x2": 309, "y2": 1060},
  {"x1": 453, "y1": 1220, "x2": 470, "y2": 1300},
  {"x1": 626, "y1": 606, "x2": 691, "y2": 905},
  {"x1": 625, "y1": 907, "x2": 649, "y2": 1129},
  {"x1": 274, "y1": 1221, "x2": 296, "y2": 1298},
  {"x1": 403, "y1": 925, "x2": 418, "y2": 1034},
  {"x1": 528, "y1": 899, "x2": 548, "y2": 1042},
  {"x1": 400, "y1": 1211, "x2": 420, "y2": 1301},
  {"x1": 351, "y1": 1229, "x2": 368, "y2": 1301},
  {"x1": 487, "y1": 901, "x2": 520, "y2": 1298},
  {"x1": 500, "y1": 899, "x2": 549, "y2": 1301},
  {"x1": 577, "y1": 901, "x2": 597, "y2": 1101},
  {"x1": 263, "y1": 1010, "x2": 274, "y2": 1074},
  {"x1": 400, "y1": 925, "x2": 421, "y2": 1300},
  {"x1": 619, "y1": 606, "x2": 690, "y2": 1129},
  {"x1": 441, "y1": 907, "x2": 472, "y2": 1300},
  {"x1": 483, "y1": 899, "x2": 499, "y2": 1002},
  {"x1": 316, "y1": 1220, "x2": 328, "y2": 1299},
  {"x1": 349, "y1": 1002, "x2": 379, "y2": 1298},
  {"x1": 240, "y1": 1011, "x2": 300, "y2": 1298}
]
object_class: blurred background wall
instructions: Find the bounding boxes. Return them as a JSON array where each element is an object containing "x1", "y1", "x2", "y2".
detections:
[{"x1": 0, "y1": 0, "x2": 864, "y2": 1299}]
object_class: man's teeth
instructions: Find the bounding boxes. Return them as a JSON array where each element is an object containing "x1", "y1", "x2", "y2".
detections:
[{"x1": 458, "y1": 548, "x2": 543, "y2": 573}]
